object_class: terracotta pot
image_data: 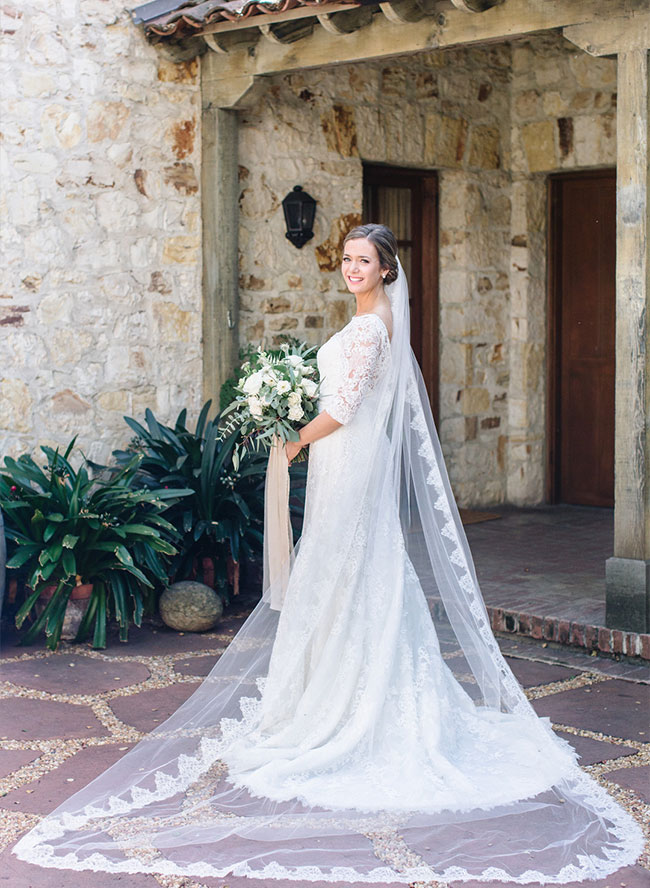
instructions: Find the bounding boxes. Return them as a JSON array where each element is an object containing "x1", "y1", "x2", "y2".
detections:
[
  {"x1": 189, "y1": 556, "x2": 240, "y2": 596},
  {"x1": 36, "y1": 582, "x2": 93, "y2": 640},
  {"x1": 226, "y1": 556, "x2": 240, "y2": 597},
  {"x1": 39, "y1": 582, "x2": 93, "y2": 601}
]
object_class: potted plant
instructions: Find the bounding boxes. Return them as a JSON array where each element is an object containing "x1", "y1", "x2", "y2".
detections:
[
  {"x1": 0, "y1": 440, "x2": 191, "y2": 650},
  {"x1": 111, "y1": 402, "x2": 286, "y2": 603}
]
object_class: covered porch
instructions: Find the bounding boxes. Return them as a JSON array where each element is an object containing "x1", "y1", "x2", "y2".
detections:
[
  {"x1": 132, "y1": 0, "x2": 650, "y2": 635},
  {"x1": 464, "y1": 505, "x2": 650, "y2": 660}
]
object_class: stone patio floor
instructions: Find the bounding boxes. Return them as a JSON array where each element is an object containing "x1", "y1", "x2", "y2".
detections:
[
  {"x1": 1, "y1": 504, "x2": 649, "y2": 887},
  {"x1": 0, "y1": 606, "x2": 648, "y2": 888}
]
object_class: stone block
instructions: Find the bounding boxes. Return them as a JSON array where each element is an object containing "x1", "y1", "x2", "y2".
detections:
[
  {"x1": 261, "y1": 297, "x2": 291, "y2": 314},
  {"x1": 459, "y1": 387, "x2": 490, "y2": 416},
  {"x1": 520, "y1": 120, "x2": 556, "y2": 173},
  {"x1": 97, "y1": 390, "x2": 130, "y2": 412},
  {"x1": 162, "y1": 235, "x2": 199, "y2": 264},
  {"x1": 0, "y1": 378, "x2": 31, "y2": 431},
  {"x1": 268, "y1": 316, "x2": 298, "y2": 332},
  {"x1": 605, "y1": 557, "x2": 650, "y2": 634},
  {"x1": 40, "y1": 104, "x2": 82, "y2": 149},
  {"x1": 153, "y1": 302, "x2": 193, "y2": 343},
  {"x1": 424, "y1": 113, "x2": 468, "y2": 168},
  {"x1": 87, "y1": 100, "x2": 130, "y2": 142},
  {"x1": 467, "y1": 125, "x2": 500, "y2": 170},
  {"x1": 320, "y1": 104, "x2": 358, "y2": 157},
  {"x1": 51, "y1": 388, "x2": 91, "y2": 414}
]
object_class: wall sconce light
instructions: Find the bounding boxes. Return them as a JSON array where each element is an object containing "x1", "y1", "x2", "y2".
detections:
[{"x1": 282, "y1": 185, "x2": 317, "y2": 249}]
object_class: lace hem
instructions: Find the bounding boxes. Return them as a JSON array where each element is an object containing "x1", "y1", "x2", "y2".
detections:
[{"x1": 13, "y1": 688, "x2": 645, "y2": 884}]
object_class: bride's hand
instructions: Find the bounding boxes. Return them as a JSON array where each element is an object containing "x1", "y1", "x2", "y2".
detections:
[{"x1": 285, "y1": 440, "x2": 303, "y2": 465}]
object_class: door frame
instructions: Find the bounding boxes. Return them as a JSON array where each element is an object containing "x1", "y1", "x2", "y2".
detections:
[
  {"x1": 546, "y1": 167, "x2": 616, "y2": 504},
  {"x1": 362, "y1": 163, "x2": 439, "y2": 421}
]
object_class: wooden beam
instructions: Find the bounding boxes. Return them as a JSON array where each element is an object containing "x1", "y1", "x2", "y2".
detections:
[
  {"x1": 317, "y1": 6, "x2": 374, "y2": 34},
  {"x1": 564, "y1": 8, "x2": 650, "y2": 56},
  {"x1": 379, "y1": 0, "x2": 424, "y2": 25},
  {"x1": 201, "y1": 0, "x2": 628, "y2": 88},
  {"x1": 200, "y1": 2, "x2": 363, "y2": 36},
  {"x1": 605, "y1": 47, "x2": 650, "y2": 632},
  {"x1": 259, "y1": 19, "x2": 314, "y2": 45},
  {"x1": 450, "y1": 0, "x2": 502, "y2": 11},
  {"x1": 200, "y1": 104, "x2": 240, "y2": 419}
]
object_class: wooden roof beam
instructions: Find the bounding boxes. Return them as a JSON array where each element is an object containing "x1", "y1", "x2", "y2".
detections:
[
  {"x1": 450, "y1": 0, "x2": 503, "y2": 11},
  {"x1": 202, "y1": 0, "x2": 634, "y2": 104}
]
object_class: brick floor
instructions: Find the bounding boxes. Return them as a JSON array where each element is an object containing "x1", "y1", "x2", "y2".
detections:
[{"x1": 464, "y1": 505, "x2": 650, "y2": 659}]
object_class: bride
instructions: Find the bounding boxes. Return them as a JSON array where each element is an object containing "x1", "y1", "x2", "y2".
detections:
[{"x1": 13, "y1": 224, "x2": 643, "y2": 883}]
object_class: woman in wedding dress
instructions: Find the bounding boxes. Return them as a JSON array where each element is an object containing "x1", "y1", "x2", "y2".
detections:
[{"x1": 14, "y1": 225, "x2": 644, "y2": 883}]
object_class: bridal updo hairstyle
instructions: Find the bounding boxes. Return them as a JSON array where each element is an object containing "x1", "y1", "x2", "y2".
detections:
[{"x1": 343, "y1": 224, "x2": 399, "y2": 285}]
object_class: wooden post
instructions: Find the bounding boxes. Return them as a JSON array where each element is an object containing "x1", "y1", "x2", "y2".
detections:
[
  {"x1": 201, "y1": 102, "x2": 239, "y2": 415},
  {"x1": 605, "y1": 49, "x2": 650, "y2": 633}
]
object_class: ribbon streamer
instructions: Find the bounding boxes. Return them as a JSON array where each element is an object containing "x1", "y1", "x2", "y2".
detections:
[{"x1": 263, "y1": 435, "x2": 294, "y2": 611}]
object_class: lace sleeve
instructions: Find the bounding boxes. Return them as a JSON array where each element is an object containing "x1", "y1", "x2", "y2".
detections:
[{"x1": 326, "y1": 315, "x2": 388, "y2": 425}]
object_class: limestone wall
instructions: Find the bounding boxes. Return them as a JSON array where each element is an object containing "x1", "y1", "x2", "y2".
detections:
[
  {"x1": 1, "y1": 0, "x2": 202, "y2": 464},
  {"x1": 237, "y1": 33, "x2": 617, "y2": 506},
  {"x1": 506, "y1": 33, "x2": 617, "y2": 504},
  {"x1": 237, "y1": 45, "x2": 513, "y2": 504},
  {"x1": 1, "y1": 8, "x2": 619, "y2": 507}
]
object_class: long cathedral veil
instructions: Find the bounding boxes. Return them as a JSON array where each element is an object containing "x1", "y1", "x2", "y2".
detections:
[{"x1": 13, "y1": 261, "x2": 643, "y2": 883}]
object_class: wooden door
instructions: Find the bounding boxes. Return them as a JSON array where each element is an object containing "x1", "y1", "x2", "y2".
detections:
[
  {"x1": 363, "y1": 165, "x2": 439, "y2": 422},
  {"x1": 548, "y1": 170, "x2": 615, "y2": 507}
]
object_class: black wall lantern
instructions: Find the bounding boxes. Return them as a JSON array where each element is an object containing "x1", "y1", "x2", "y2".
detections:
[{"x1": 282, "y1": 185, "x2": 317, "y2": 249}]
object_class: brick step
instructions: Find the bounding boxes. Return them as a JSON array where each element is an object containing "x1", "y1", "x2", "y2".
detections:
[{"x1": 488, "y1": 605, "x2": 650, "y2": 661}]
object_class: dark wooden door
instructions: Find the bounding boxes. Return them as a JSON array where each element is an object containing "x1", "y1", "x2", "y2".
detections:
[
  {"x1": 363, "y1": 165, "x2": 439, "y2": 422},
  {"x1": 549, "y1": 170, "x2": 615, "y2": 507}
]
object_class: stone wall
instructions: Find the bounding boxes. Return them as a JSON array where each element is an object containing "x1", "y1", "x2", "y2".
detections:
[
  {"x1": 1, "y1": 8, "x2": 619, "y2": 508},
  {"x1": 237, "y1": 45, "x2": 513, "y2": 504},
  {"x1": 237, "y1": 33, "x2": 617, "y2": 506},
  {"x1": 1, "y1": 0, "x2": 202, "y2": 464},
  {"x1": 506, "y1": 32, "x2": 617, "y2": 504}
]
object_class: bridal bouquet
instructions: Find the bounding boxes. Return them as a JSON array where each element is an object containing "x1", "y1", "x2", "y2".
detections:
[{"x1": 221, "y1": 341, "x2": 320, "y2": 465}]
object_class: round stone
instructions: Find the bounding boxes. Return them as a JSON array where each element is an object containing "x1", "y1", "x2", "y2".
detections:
[{"x1": 159, "y1": 581, "x2": 224, "y2": 632}]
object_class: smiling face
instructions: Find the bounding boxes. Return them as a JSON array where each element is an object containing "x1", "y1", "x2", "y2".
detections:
[{"x1": 341, "y1": 237, "x2": 386, "y2": 296}]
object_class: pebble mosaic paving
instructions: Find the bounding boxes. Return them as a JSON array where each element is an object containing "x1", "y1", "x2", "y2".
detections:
[{"x1": 0, "y1": 614, "x2": 648, "y2": 888}]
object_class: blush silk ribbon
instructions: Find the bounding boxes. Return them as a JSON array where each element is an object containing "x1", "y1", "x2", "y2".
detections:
[{"x1": 263, "y1": 435, "x2": 294, "y2": 611}]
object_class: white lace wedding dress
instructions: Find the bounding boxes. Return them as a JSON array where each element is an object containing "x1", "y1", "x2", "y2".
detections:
[
  {"x1": 223, "y1": 314, "x2": 576, "y2": 814},
  {"x1": 13, "y1": 275, "x2": 644, "y2": 883}
]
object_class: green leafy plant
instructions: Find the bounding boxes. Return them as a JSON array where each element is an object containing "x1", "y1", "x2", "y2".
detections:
[
  {"x1": 0, "y1": 441, "x2": 191, "y2": 650},
  {"x1": 111, "y1": 403, "x2": 270, "y2": 600}
]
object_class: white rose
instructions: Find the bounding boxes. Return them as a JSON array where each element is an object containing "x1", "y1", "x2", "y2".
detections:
[
  {"x1": 287, "y1": 391, "x2": 302, "y2": 407},
  {"x1": 242, "y1": 370, "x2": 264, "y2": 396},
  {"x1": 287, "y1": 354, "x2": 302, "y2": 367},
  {"x1": 247, "y1": 395, "x2": 264, "y2": 419},
  {"x1": 288, "y1": 404, "x2": 304, "y2": 421},
  {"x1": 301, "y1": 365, "x2": 315, "y2": 376},
  {"x1": 301, "y1": 378, "x2": 317, "y2": 397},
  {"x1": 276, "y1": 379, "x2": 291, "y2": 394}
]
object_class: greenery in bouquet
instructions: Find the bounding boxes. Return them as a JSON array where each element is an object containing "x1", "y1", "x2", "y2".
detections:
[
  {"x1": 219, "y1": 337, "x2": 307, "y2": 412},
  {"x1": 221, "y1": 340, "x2": 320, "y2": 465},
  {"x1": 0, "y1": 440, "x2": 190, "y2": 650}
]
